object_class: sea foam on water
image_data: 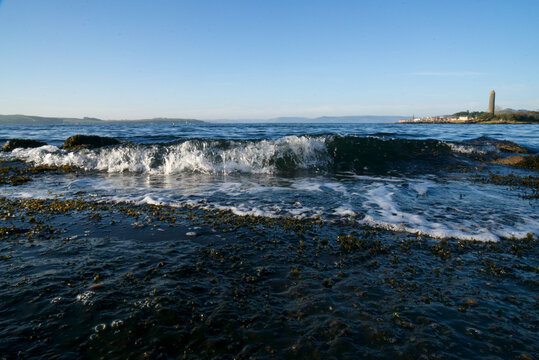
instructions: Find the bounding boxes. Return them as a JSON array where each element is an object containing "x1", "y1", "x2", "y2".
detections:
[{"x1": 1, "y1": 133, "x2": 537, "y2": 241}]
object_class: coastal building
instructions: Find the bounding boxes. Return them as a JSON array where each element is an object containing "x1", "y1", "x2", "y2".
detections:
[
  {"x1": 398, "y1": 115, "x2": 422, "y2": 123},
  {"x1": 488, "y1": 90, "x2": 495, "y2": 114}
]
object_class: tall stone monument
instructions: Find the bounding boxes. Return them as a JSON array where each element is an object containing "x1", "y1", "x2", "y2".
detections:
[{"x1": 488, "y1": 90, "x2": 495, "y2": 114}]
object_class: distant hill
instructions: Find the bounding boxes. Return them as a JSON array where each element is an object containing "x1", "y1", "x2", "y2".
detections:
[
  {"x1": 0, "y1": 115, "x2": 99, "y2": 125},
  {"x1": 114, "y1": 117, "x2": 205, "y2": 124},
  {"x1": 496, "y1": 108, "x2": 535, "y2": 114},
  {"x1": 267, "y1": 115, "x2": 404, "y2": 123},
  {"x1": 0, "y1": 114, "x2": 205, "y2": 125}
]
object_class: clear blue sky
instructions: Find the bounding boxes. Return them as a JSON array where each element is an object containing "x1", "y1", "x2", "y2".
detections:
[{"x1": 0, "y1": 0, "x2": 538, "y2": 120}]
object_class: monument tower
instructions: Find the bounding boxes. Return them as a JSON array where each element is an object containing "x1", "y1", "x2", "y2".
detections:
[{"x1": 488, "y1": 90, "x2": 495, "y2": 114}]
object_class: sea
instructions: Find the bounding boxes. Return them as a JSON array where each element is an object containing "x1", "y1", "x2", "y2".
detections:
[
  {"x1": 0, "y1": 122, "x2": 538, "y2": 359},
  {"x1": 1, "y1": 122, "x2": 538, "y2": 241}
]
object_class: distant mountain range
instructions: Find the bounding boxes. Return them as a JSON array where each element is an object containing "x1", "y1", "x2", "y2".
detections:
[
  {"x1": 269, "y1": 115, "x2": 403, "y2": 123},
  {"x1": 0, "y1": 114, "x2": 404, "y2": 125},
  {"x1": 212, "y1": 115, "x2": 404, "y2": 123},
  {"x1": 0, "y1": 115, "x2": 204, "y2": 125}
]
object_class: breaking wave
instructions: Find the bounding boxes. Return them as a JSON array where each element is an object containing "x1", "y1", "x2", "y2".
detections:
[{"x1": 2, "y1": 135, "x2": 494, "y2": 175}]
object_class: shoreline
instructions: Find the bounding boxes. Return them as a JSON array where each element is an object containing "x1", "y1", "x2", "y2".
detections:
[
  {"x1": 397, "y1": 121, "x2": 538, "y2": 125},
  {"x1": 1, "y1": 194, "x2": 537, "y2": 358}
]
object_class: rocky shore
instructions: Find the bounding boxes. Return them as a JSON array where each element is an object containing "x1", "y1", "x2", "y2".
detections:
[{"x1": 0, "y1": 157, "x2": 538, "y2": 359}]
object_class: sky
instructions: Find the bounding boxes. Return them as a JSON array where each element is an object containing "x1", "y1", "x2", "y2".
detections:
[{"x1": 0, "y1": 0, "x2": 538, "y2": 120}]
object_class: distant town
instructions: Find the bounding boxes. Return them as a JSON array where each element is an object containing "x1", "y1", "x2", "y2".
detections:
[
  {"x1": 399, "y1": 114, "x2": 477, "y2": 123},
  {"x1": 399, "y1": 109, "x2": 539, "y2": 124},
  {"x1": 399, "y1": 90, "x2": 539, "y2": 124}
]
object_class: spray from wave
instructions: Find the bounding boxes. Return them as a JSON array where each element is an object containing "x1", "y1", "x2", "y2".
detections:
[{"x1": 2, "y1": 135, "x2": 495, "y2": 175}]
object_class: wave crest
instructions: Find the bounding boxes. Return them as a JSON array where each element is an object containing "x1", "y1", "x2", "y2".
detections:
[
  {"x1": 2, "y1": 135, "x2": 490, "y2": 175},
  {"x1": 5, "y1": 136, "x2": 329, "y2": 175}
]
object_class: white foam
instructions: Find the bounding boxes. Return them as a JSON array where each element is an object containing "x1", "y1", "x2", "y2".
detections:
[
  {"x1": 360, "y1": 215, "x2": 499, "y2": 242},
  {"x1": 333, "y1": 206, "x2": 356, "y2": 217},
  {"x1": 76, "y1": 291, "x2": 95, "y2": 305},
  {"x1": 4, "y1": 136, "x2": 330, "y2": 175},
  {"x1": 1, "y1": 159, "x2": 536, "y2": 242},
  {"x1": 359, "y1": 183, "x2": 502, "y2": 242},
  {"x1": 292, "y1": 181, "x2": 322, "y2": 192},
  {"x1": 125, "y1": 183, "x2": 536, "y2": 241},
  {"x1": 140, "y1": 195, "x2": 166, "y2": 206},
  {"x1": 446, "y1": 142, "x2": 486, "y2": 155},
  {"x1": 410, "y1": 181, "x2": 433, "y2": 196}
]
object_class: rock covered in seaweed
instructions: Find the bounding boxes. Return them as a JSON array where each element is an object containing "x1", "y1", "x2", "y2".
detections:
[
  {"x1": 466, "y1": 137, "x2": 529, "y2": 154},
  {"x1": 61, "y1": 135, "x2": 120, "y2": 151},
  {"x1": 1, "y1": 139, "x2": 47, "y2": 152},
  {"x1": 492, "y1": 140, "x2": 529, "y2": 154},
  {"x1": 492, "y1": 154, "x2": 539, "y2": 171}
]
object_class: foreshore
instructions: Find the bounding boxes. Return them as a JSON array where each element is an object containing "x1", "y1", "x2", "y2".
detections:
[{"x1": 1, "y1": 162, "x2": 538, "y2": 359}]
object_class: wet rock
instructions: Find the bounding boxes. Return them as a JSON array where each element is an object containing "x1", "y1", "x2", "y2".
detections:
[
  {"x1": 514, "y1": 155, "x2": 539, "y2": 171},
  {"x1": 61, "y1": 134, "x2": 120, "y2": 151},
  {"x1": 492, "y1": 156, "x2": 527, "y2": 166},
  {"x1": 1, "y1": 139, "x2": 47, "y2": 152},
  {"x1": 492, "y1": 140, "x2": 529, "y2": 154},
  {"x1": 466, "y1": 298, "x2": 478, "y2": 306},
  {"x1": 492, "y1": 155, "x2": 539, "y2": 171}
]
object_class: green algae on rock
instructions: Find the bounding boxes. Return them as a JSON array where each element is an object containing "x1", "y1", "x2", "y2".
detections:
[
  {"x1": 513, "y1": 154, "x2": 539, "y2": 171},
  {"x1": 491, "y1": 155, "x2": 539, "y2": 171},
  {"x1": 61, "y1": 134, "x2": 120, "y2": 151},
  {"x1": 0, "y1": 162, "x2": 78, "y2": 186},
  {"x1": 492, "y1": 140, "x2": 529, "y2": 154},
  {"x1": 1, "y1": 139, "x2": 47, "y2": 152}
]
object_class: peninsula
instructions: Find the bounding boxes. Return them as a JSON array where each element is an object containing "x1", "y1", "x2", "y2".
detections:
[{"x1": 399, "y1": 109, "x2": 539, "y2": 124}]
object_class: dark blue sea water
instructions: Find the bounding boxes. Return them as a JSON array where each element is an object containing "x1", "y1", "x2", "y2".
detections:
[
  {"x1": 1, "y1": 122, "x2": 538, "y2": 149},
  {"x1": 1, "y1": 123, "x2": 538, "y2": 359}
]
